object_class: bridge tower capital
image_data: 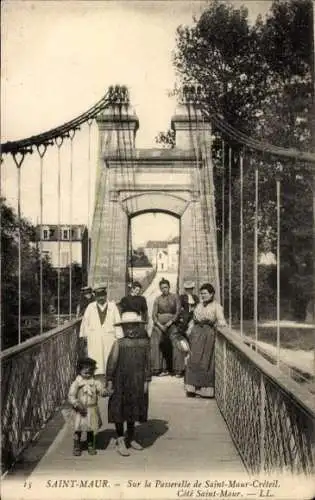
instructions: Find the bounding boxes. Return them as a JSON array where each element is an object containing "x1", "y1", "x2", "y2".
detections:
[
  {"x1": 171, "y1": 84, "x2": 211, "y2": 150},
  {"x1": 96, "y1": 85, "x2": 139, "y2": 152}
]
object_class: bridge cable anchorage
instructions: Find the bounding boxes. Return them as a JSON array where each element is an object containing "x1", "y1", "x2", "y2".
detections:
[
  {"x1": 1, "y1": 91, "x2": 111, "y2": 156},
  {"x1": 36, "y1": 143, "x2": 48, "y2": 335}
]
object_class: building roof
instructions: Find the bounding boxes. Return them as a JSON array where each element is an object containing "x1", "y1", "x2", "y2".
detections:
[
  {"x1": 168, "y1": 236, "x2": 180, "y2": 244},
  {"x1": 146, "y1": 240, "x2": 168, "y2": 248},
  {"x1": 36, "y1": 224, "x2": 87, "y2": 230}
]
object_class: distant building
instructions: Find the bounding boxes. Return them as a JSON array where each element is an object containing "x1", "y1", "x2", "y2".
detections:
[
  {"x1": 145, "y1": 240, "x2": 168, "y2": 269},
  {"x1": 36, "y1": 224, "x2": 89, "y2": 278},
  {"x1": 157, "y1": 250, "x2": 168, "y2": 271},
  {"x1": 145, "y1": 236, "x2": 179, "y2": 272},
  {"x1": 167, "y1": 236, "x2": 180, "y2": 271}
]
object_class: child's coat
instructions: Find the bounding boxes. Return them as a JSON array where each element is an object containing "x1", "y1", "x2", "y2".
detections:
[{"x1": 68, "y1": 375, "x2": 107, "y2": 432}]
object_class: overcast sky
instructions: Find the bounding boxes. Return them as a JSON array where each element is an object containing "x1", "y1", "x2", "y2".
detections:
[{"x1": 1, "y1": 0, "x2": 271, "y2": 247}]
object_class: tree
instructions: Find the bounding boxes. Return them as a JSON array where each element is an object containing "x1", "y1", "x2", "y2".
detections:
[
  {"x1": 171, "y1": 0, "x2": 313, "y2": 320},
  {"x1": 1, "y1": 199, "x2": 79, "y2": 348}
]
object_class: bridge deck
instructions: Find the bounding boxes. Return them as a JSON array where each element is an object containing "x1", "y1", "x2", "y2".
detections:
[
  {"x1": 29, "y1": 377, "x2": 244, "y2": 474},
  {"x1": 3, "y1": 376, "x2": 246, "y2": 499}
]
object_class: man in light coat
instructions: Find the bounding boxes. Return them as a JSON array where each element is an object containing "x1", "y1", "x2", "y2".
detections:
[{"x1": 79, "y1": 285, "x2": 123, "y2": 376}]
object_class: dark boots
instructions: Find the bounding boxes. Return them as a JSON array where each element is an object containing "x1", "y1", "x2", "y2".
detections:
[
  {"x1": 73, "y1": 432, "x2": 81, "y2": 456},
  {"x1": 73, "y1": 431, "x2": 97, "y2": 456},
  {"x1": 87, "y1": 431, "x2": 97, "y2": 455}
]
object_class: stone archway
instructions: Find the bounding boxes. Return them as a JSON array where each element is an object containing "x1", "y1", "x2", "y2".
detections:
[{"x1": 89, "y1": 89, "x2": 220, "y2": 302}]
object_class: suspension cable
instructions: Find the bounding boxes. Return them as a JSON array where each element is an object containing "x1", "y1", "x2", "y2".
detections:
[
  {"x1": 199, "y1": 109, "x2": 221, "y2": 294},
  {"x1": 107, "y1": 106, "x2": 122, "y2": 292},
  {"x1": 69, "y1": 130, "x2": 76, "y2": 319},
  {"x1": 0, "y1": 158, "x2": 3, "y2": 344},
  {"x1": 193, "y1": 87, "x2": 315, "y2": 163},
  {"x1": 92, "y1": 129, "x2": 111, "y2": 287},
  {"x1": 228, "y1": 147, "x2": 232, "y2": 329},
  {"x1": 87, "y1": 119, "x2": 93, "y2": 283},
  {"x1": 240, "y1": 151, "x2": 244, "y2": 337},
  {"x1": 221, "y1": 140, "x2": 225, "y2": 308},
  {"x1": 254, "y1": 160, "x2": 259, "y2": 351},
  {"x1": 194, "y1": 106, "x2": 213, "y2": 281},
  {"x1": 119, "y1": 103, "x2": 135, "y2": 288},
  {"x1": 275, "y1": 163, "x2": 282, "y2": 367},
  {"x1": 1, "y1": 91, "x2": 111, "y2": 155},
  {"x1": 55, "y1": 137, "x2": 63, "y2": 325},
  {"x1": 187, "y1": 105, "x2": 202, "y2": 289},
  {"x1": 127, "y1": 104, "x2": 140, "y2": 287},
  {"x1": 12, "y1": 153, "x2": 26, "y2": 344},
  {"x1": 36, "y1": 144, "x2": 47, "y2": 335}
]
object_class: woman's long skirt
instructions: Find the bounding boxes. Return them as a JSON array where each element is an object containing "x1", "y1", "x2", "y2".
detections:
[
  {"x1": 150, "y1": 324, "x2": 186, "y2": 375},
  {"x1": 184, "y1": 324, "x2": 215, "y2": 397}
]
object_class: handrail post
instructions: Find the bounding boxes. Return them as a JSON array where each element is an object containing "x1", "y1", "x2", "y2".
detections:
[
  {"x1": 260, "y1": 372, "x2": 266, "y2": 475},
  {"x1": 223, "y1": 337, "x2": 227, "y2": 413}
]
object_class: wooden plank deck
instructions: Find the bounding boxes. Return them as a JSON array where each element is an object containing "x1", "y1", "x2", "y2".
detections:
[{"x1": 26, "y1": 376, "x2": 245, "y2": 476}]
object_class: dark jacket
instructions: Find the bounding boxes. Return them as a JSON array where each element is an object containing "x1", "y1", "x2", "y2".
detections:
[
  {"x1": 179, "y1": 293, "x2": 199, "y2": 329},
  {"x1": 119, "y1": 295, "x2": 148, "y2": 323}
]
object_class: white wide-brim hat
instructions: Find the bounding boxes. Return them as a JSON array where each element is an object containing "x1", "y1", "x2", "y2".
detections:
[
  {"x1": 184, "y1": 281, "x2": 195, "y2": 289},
  {"x1": 114, "y1": 311, "x2": 145, "y2": 326}
]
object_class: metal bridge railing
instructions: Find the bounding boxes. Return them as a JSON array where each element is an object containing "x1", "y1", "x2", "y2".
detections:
[
  {"x1": 1, "y1": 319, "x2": 80, "y2": 473},
  {"x1": 215, "y1": 326, "x2": 315, "y2": 476}
]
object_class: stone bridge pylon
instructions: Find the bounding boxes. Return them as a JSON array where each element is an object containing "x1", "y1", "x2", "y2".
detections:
[{"x1": 89, "y1": 85, "x2": 220, "y2": 301}]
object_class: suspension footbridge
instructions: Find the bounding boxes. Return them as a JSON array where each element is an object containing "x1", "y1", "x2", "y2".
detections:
[{"x1": 1, "y1": 85, "x2": 315, "y2": 499}]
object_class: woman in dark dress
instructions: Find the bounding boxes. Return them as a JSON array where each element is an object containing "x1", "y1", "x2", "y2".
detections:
[
  {"x1": 178, "y1": 281, "x2": 199, "y2": 335},
  {"x1": 106, "y1": 311, "x2": 151, "y2": 457},
  {"x1": 119, "y1": 281, "x2": 148, "y2": 323},
  {"x1": 185, "y1": 283, "x2": 226, "y2": 398},
  {"x1": 150, "y1": 278, "x2": 187, "y2": 377}
]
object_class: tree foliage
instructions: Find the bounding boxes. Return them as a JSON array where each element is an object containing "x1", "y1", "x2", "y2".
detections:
[
  {"x1": 1, "y1": 199, "x2": 84, "y2": 348},
  {"x1": 165, "y1": 0, "x2": 313, "y2": 320}
]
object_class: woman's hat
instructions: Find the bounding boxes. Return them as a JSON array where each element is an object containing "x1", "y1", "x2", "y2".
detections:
[
  {"x1": 114, "y1": 311, "x2": 145, "y2": 326},
  {"x1": 184, "y1": 281, "x2": 195, "y2": 289}
]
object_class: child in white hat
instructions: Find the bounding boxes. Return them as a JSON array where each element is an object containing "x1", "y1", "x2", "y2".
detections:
[{"x1": 105, "y1": 312, "x2": 151, "y2": 456}]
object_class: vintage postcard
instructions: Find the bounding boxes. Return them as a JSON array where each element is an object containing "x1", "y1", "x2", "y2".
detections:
[{"x1": 1, "y1": 1, "x2": 314, "y2": 499}]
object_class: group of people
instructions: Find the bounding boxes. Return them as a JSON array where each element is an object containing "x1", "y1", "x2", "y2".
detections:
[{"x1": 68, "y1": 278, "x2": 226, "y2": 457}]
